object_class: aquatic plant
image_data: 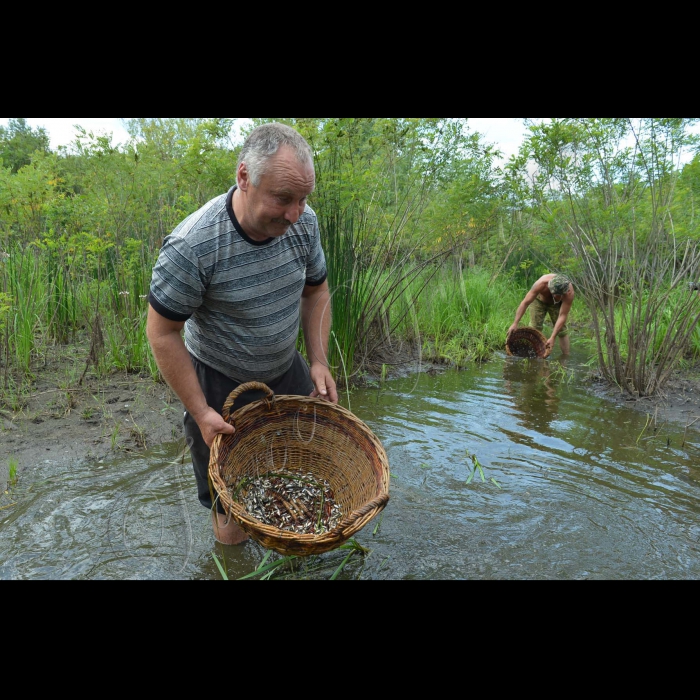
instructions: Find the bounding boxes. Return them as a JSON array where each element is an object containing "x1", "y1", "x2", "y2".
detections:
[{"x1": 8, "y1": 456, "x2": 18, "y2": 486}]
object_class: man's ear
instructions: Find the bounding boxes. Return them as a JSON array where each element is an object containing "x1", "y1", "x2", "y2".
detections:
[{"x1": 237, "y1": 162, "x2": 249, "y2": 192}]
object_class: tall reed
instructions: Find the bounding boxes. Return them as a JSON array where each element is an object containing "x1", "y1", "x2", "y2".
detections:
[
  {"x1": 44, "y1": 243, "x2": 79, "y2": 344},
  {"x1": 401, "y1": 265, "x2": 522, "y2": 366},
  {"x1": 3, "y1": 247, "x2": 46, "y2": 374},
  {"x1": 0, "y1": 239, "x2": 159, "y2": 399}
]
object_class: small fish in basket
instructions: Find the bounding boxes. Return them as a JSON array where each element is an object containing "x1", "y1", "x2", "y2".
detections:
[{"x1": 233, "y1": 469, "x2": 343, "y2": 535}]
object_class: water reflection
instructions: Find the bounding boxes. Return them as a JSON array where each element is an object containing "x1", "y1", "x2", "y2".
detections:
[
  {"x1": 2, "y1": 351, "x2": 700, "y2": 580},
  {"x1": 502, "y1": 356, "x2": 569, "y2": 436}
]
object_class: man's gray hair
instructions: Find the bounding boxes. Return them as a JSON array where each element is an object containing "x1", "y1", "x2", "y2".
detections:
[{"x1": 237, "y1": 122, "x2": 313, "y2": 186}]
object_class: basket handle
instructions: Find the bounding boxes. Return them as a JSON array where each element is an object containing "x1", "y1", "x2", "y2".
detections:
[
  {"x1": 221, "y1": 381, "x2": 275, "y2": 424},
  {"x1": 338, "y1": 494, "x2": 390, "y2": 535}
]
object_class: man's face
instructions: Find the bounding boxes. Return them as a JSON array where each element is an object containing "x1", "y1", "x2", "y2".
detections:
[
  {"x1": 551, "y1": 284, "x2": 570, "y2": 303},
  {"x1": 237, "y1": 145, "x2": 315, "y2": 241}
]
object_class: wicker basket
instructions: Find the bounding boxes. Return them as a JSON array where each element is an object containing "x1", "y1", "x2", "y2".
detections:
[
  {"x1": 208, "y1": 382, "x2": 391, "y2": 556},
  {"x1": 505, "y1": 327, "x2": 551, "y2": 359}
]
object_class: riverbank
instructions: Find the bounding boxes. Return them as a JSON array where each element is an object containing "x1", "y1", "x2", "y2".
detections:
[
  {"x1": 588, "y1": 363, "x2": 700, "y2": 436},
  {"x1": 0, "y1": 342, "x2": 186, "y2": 495}
]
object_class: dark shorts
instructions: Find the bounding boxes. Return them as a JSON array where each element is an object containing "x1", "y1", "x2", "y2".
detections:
[
  {"x1": 530, "y1": 297, "x2": 569, "y2": 337},
  {"x1": 184, "y1": 351, "x2": 314, "y2": 513}
]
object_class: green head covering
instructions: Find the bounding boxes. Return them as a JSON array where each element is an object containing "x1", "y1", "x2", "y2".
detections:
[{"x1": 548, "y1": 274, "x2": 571, "y2": 296}]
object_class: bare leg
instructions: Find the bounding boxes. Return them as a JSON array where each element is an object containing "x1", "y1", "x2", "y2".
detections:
[
  {"x1": 212, "y1": 511, "x2": 249, "y2": 545},
  {"x1": 559, "y1": 335, "x2": 571, "y2": 355}
]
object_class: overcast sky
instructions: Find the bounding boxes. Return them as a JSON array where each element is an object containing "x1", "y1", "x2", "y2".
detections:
[{"x1": 0, "y1": 117, "x2": 530, "y2": 161}]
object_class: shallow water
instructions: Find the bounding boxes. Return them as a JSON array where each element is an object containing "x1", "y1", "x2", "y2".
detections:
[{"x1": 2, "y1": 349, "x2": 700, "y2": 580}]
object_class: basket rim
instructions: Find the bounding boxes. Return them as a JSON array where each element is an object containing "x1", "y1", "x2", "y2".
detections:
[{"x1": 505, "y1": 326, "x2": 551, "y2": 358}]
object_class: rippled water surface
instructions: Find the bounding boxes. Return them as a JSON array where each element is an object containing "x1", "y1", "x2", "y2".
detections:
[{"x1": 2, "y1": 349, "x2": 700, "y2": 579}]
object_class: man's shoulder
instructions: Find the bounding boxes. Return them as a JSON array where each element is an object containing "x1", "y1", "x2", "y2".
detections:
[
  {"x1": 299, "y1": 203, "x2": 318, "y2": 223},
  {"x1": 170, "y1": 192, "x2": 229, "y2": 240},
  {"x1": 190, "y1": 191, "x2": 229, "y2": 223},
  {"x1": 290, "y1": 204, "x2": 319, "y2": 238}
]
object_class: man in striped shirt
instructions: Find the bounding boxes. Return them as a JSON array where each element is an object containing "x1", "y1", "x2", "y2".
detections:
[{"x1": 147, "y1": 123, "x2": 338, "y2": 545}]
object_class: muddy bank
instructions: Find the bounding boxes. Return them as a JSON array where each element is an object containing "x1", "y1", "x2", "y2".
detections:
[
  {"x1": 1, "y1": 366, "x2": 185, "y2": 496},
  {"x1": 587, "y1": 364, "x2": 700, "y2": 435}
]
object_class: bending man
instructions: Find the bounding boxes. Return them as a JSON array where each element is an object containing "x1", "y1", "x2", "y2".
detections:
[{"x1": 508, "y1": 273, "x2": 575, "y2": 355}]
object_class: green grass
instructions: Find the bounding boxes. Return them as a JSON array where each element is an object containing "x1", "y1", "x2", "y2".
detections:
[
  {"x1": 0, "y1": 242, "x2": 158, "y2": 396},
  {"x1": 575, "y1": 285, "x2": 700, "y2": 373},
  {"x1": 212, "y1": 538, "x2": 370, "y2": 581},
  {"x1": 8, "y1": 456, "x2": 18, "y2": 486},
  {"x1": 465, "y1": 451, "x2": 500, "y2": 489},
  {"x1": 393, "y1": 265, "x2": 523, "y2": 366}
]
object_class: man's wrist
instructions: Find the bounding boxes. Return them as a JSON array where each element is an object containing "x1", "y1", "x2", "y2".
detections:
[{"x1": 189, "y1": 402, "x2": 211, "y2": 422}]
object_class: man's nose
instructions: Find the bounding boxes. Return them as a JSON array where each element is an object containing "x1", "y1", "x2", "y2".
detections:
[{"x1": 285, "y1": 203, "x2": 305, "y2": 224}]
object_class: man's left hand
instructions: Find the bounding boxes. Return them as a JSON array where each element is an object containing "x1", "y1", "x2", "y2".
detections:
[{"x1": 309, "y1": 363, "x2": 339, "y2": 403}]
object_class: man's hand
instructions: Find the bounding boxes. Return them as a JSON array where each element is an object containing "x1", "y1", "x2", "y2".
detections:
[
  {"x1": 507, "y1": 323, "x2": 518, "y2": 339},
  {"x1": 309, "y1": 363, "x2": 339, "y2": 404},
  {"x1": 194, "y1": 406, "x2": 236, "y2": 448},
  {"x1": 545, "y1": 336, "x2": 555, "y2": 353}
]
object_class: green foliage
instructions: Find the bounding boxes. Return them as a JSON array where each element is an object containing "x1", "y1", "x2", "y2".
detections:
[
  {"x1": 419, "y1": 127, "x2": 505, "y2": 259},
  {"x1": 673, "y1": 154, "x2": 700, "y2": 242},
  {"x1": 0, "y1": 118, "x2": 51, "y2": 173},
  {"x1": 8, "y1": 456, "x2": 18, "y2": 486},
  {"x1": 404, "y1": 265, "x2": 522, "y2": 365},
  {"x1": 592, "y1": 285, "x2": 700, "y2": 367},
  {"x1": 0, "y1": 150, "x2": 63, "y2": 246},
  {"x1": 0, "y1": 290, "x2": 10, "y2": 333},
  {"x1": 1, "y1": 117, "x2": 698, "y2": 400},
  {"x1": 2, "y1": 246, "x2": 44, "y2": 373},
  {"x1": 465, "y1": 451, "x2": 500, "y2": 488},
  {"x1": 297, "y1": 119, "x2": 476, "y2": 380},
  {"x1": 212, "y1": 537, "x2": 369, "y2": 580},
  {"x1": 514, "y1": 118, "x2": 700, "y2": 395}
]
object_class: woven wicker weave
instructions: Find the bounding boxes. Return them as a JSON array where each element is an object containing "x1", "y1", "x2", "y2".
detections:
[
  {"x1": 505, "y1": 327, "x2": 551, "y2": 359},
  {"x1": 208, "y1": 382, "x2": 391, "y2": 556}
]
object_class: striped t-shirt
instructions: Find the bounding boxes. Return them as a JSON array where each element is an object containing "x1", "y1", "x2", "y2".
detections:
[{"x1": 149, "y1": 185, "x2": 328, "y2": 383}]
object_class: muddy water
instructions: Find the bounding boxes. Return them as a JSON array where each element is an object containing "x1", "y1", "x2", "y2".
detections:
[{"x1": 2, "y1": 349, "x2": 700, "y2": 580}]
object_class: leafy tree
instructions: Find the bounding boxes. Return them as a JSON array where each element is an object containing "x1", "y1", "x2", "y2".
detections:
[
  {"x1": 247, "y1": 118, "x2": 486, "y2": 378},
  {"x1": 0, "y1": 118, "x2": 51, "y2": 173},
  {"x1": 0, "y1": 150, "x2": 62, "y2": 246},
  {"x1": 672, "y1": 153, "x2": 700, "y2": 242},
  {"x1": 518, "y1": 117, "x2": 700, "y2": 396}
]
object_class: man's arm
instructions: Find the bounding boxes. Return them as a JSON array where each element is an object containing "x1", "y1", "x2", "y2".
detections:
[
  {"x1": 146, "y1": 304, "x2": 234, "y2": 446},
  {"x1": 300, "y1": 280, "x2": 338, "y2": 403},
  {"x1": 508, "y1": 286, "x2": 541, "y2": 336},
  {"x1": 546, "y1": 292, "x2": 575, "y2": 348}
]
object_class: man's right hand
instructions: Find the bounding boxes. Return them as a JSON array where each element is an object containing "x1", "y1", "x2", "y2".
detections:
[
  {"x1": 507, "y1": 323, "x2": 518, "y2": 338},
  {"x1": 195, "y1": 406, "x2": 236, "y2": 448}
]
